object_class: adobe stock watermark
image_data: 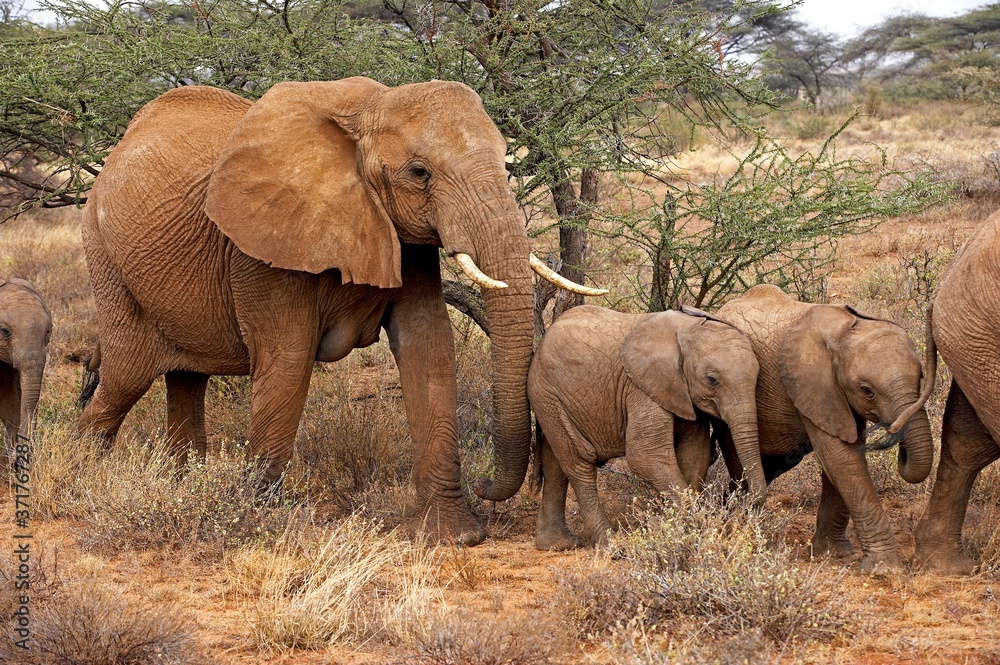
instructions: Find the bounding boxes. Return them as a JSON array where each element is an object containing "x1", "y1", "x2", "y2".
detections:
[{"x1": 12, "y1": 432, "x2": 32, "y2": 651}]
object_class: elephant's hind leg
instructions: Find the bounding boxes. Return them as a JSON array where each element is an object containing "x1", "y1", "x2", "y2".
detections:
[
  {"x1": 811, "y1": 471, "x2": 854, "y2": 558},
  {"x1": 534, "y1": 425, "x2": 581, "y2": 551},
  {"x1": 166, "y1": 371, "x2": 210, "y2": 467},
  {"x1": 915, "y1": 382, "x2": 1000, "y2": 575},
  {"x1": 77, "y1": 236, "x2": 164, "y2": 447},
  {"x1": 77, "y1": 373, "x2": 156, "y2": 448}
]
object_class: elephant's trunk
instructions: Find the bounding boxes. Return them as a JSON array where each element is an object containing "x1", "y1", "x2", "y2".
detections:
[
  {"x1": 471, "y1": 221, "x2": 535, "y2": 502},
  {"x1": 724, "y1": 409, "x2": 767, "y2": 500},
  {"x1": 896, "y1": 405, "x2": 934, "y2": 484},
  {"x1": 15, "y1": 358, "x2": 44, "y2": 439}
]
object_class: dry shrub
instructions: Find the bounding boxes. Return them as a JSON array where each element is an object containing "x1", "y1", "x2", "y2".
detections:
[
  {"x1": 409, "y1": 606, "x2": 562, "y2": 665},
  {"x1": 79, "y1": 440, "x2": 297, "y2": 554},
  {"x1": 292, "y1": 387, "x2": 411, "y2": 516},
  {"x1": 238, "y1": 515, "x2": 440, "y2": 652},
  {"x1": 616, "y1": 489, "x2": 848, "y2": 645},
  {"x1": 599, "y1": 614, "x2": 768, "y2": 665},
  {"x1": 0, "y1": 582, "x2": 195, "y2": 665},
  {"x1": 550, "y1": 559, "x2": 639, "y2": 639},
  {"x1": 30, "y1": 427, "x2": 299, "y2": 555}
]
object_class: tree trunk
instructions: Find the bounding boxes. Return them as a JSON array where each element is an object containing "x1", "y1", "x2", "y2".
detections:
[{"x1": 541, "y1": 168, "x2": 599, "y2": 327}]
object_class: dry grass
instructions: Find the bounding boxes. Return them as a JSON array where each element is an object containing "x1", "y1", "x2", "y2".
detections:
[{"x1": 231, "y1": 515, "x2": 441, "y2": 652}]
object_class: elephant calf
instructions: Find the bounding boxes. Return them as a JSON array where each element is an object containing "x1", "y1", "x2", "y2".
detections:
[
  {"x1": 528, "y1": 305, "x2": 764, "y2": 550},
  {"x1": 0, "y1": 278, "x2": 51, "y2": 453},
  {"x1": 717, "y1": 285, "x2": 935, "y2": 572}
]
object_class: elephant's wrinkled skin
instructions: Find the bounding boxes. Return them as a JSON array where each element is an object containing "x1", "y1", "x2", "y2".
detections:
[
  {"x1": 77, "y1": 78, "x2": 560, "y2": 545},
  {"x1": 0, "y1": 278, "x2": 50, "y2": 456},
  {"x1": 914, "y1": 212, "x2": 1000, "y2": 575},
  {"x1": 717, "y1": 285, "x2": 934, "y2": 571},
  {"x1": 528, "y1": 305, "x2": 764, "y2": 550}
]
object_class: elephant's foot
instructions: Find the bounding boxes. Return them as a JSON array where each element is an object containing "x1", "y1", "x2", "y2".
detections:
[
  {"x1": 858, "y1": 550, "x2": 904, "y2": 574},
  {"x1": 811, "y1": 532, "x2": 854, "y2": 558},
  {"x1": 535, "y1": 526, "x2": 581, "y2": 551},
  {"x1": 407, "y1": 501, "x2": 487, "y2": 546},
  {"x1": 913, "y1": 545, "x2": 978, "y2": 576}
]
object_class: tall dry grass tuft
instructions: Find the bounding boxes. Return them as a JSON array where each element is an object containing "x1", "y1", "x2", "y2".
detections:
[{"x1": 233, "y1": 515, "x2": 441, "y2": 652}]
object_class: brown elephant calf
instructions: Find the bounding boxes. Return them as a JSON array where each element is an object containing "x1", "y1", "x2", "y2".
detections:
[
  {"x1": 528, "y1": 305, "x2": 765, "y2": 550},
  {"x1": 0, "y1": 278, "x2": 50, "y2": 454},
  {"x1": 717, "y1": 285, "x2": 935, "y2": 572}
]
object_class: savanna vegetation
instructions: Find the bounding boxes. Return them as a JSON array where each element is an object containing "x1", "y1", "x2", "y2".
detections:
[{"x1": 0, "y1": 0, "x2": 999, "y2": 662}]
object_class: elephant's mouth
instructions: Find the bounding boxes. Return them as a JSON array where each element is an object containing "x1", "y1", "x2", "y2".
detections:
[{"x1": 861, "y1": 421, "x2": 909, "y2": 452}]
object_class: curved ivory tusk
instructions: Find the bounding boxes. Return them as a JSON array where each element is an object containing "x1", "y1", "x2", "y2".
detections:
[
  {"x1": 529, "y1": 253, "x2": 609, "y2": 296},
  {"x1": 454, "y1": 253, "x2": 508, "y2": 289}
]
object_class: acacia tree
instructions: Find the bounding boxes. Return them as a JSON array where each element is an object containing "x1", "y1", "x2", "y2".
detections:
[{"x1": 0, "y1": 0, "x2": 946, "y2": 333}]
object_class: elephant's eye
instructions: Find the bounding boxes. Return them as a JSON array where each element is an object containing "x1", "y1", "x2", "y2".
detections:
[
  {"x1": 408, "y1": 165, "x2": 431, "y2": 182},
  {"x1": 0, "y1": 327, "x2": 10, "y2": 340},
  {"x1": 861, "y1": 384, "x2": 875, "y2": 400},
  {"x1": 707, "y1": 374, "x2": 720, "y2": 388}
]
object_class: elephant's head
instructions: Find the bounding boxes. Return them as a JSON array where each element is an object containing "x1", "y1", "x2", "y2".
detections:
[
  {"x1": 779, "y1": 305, "x2": 934, "y2": 483},
  {"x1": 622, "y1": 310, "x2": 766, "y2": 496},
  {"x1": 0, "y1": 278, "x2": 51, "y2": 437},
  {"x1": 204, "y1": 77, "x2": 597, "y2": 501}
]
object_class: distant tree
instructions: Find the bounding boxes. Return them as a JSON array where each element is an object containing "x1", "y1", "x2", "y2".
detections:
[
  {"x1": 759, "y1": 25, "x2": 846, "y2": 111},
  {"x1": 850, "y1": 5, "x2": 1000, "y2": 100}
]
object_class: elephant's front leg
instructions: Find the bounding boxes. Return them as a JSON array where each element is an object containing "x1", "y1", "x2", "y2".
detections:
[
  {"x1": 811, "y1": 472, "x2": 854, "y2": 558},
  {"x1": 804, "y1": 420, "x2": 901, "y2": 571},
  {"x1": 384, "y1": 245, "x2": 485, "y2": 546},
  {"x1": 232, "y1": 260, "x2": 319, "y2": 485},
  {"x1": 674, "y1": 416, "x2": 712, "y2": 490},
  {"x1": 624, "y1": 389, "x2": 688, "y2": 493}
]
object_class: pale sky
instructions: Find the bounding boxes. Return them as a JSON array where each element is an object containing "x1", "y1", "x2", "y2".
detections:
[{"x1": 794, "y1": 0, "x2": 992, "y2": 37}]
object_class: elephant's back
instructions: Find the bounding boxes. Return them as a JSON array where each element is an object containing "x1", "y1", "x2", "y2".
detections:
[
  {"x1": 934, "y1": 211, "x2": 1000, "y2": 420},
  {"x1": 529, "y1": 306, "x2": 635, "y2": 441},
  {"x1": 83, "y1": 87, "x2": 253, "y2": 365},
  {"x1": 717, "y1": 286, "x2": 810, "y2": 455}
]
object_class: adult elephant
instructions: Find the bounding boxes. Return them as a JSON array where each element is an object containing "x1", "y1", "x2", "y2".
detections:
[
  {"x1": 717, "y1": 285, "x2": 935, "y2": 571},
  {"x1": 0, "y1": 278, "x2": 51, "y2": 449},
  {"x1": 77, "y1": 78, "x2": 601, "y2": 545},
  {"x1": 915, "y1": 212, "x2": 1000, "y2": 575}
]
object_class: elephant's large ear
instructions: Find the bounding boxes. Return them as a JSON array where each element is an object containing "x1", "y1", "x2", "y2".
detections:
[
  {"x1": 622, "y1": 312, "x2": 697, "y2": 421},
  {"x1": 205, "y1": 78, "x2": 401, "y2": 288},
  {"x1": 778, "y1": 307, "x2": 858, "y2": 443}
]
